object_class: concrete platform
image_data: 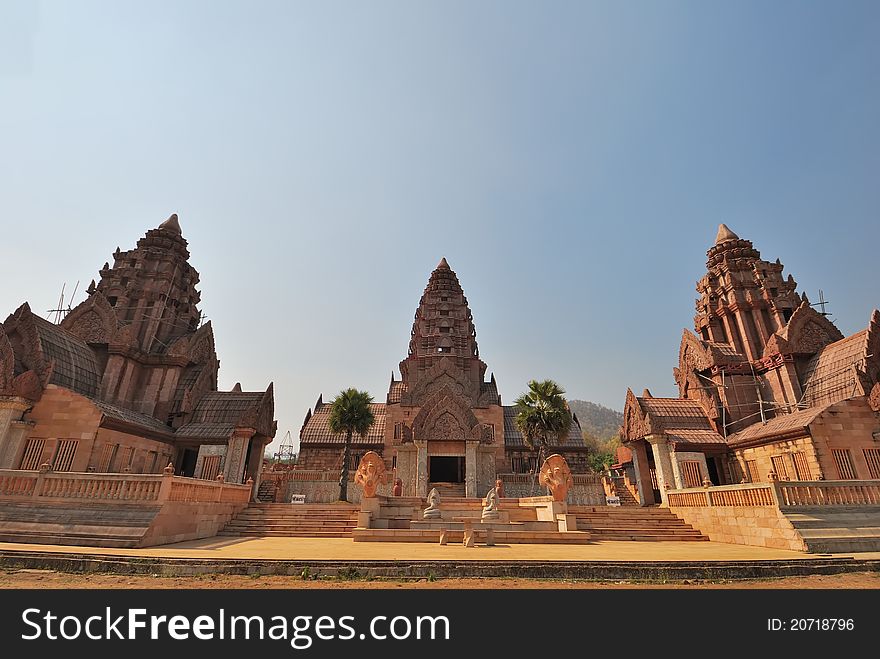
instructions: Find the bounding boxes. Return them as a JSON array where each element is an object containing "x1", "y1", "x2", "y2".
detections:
[{"x1": 1, "y1": 537, "x2": 880, "y2": 581}]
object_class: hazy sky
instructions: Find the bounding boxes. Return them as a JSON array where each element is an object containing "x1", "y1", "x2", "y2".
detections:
[{"x1": 2, "y1": 1, "x2": 878, "y2": 452}]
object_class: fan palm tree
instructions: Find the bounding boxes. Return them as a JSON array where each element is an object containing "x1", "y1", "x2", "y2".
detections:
[
  {"x1": 513, "y1": 379, "x2": 573, "y2": 494},
  {"x1": 328, "y1": 388, "x2": 376, "y2": 502}
]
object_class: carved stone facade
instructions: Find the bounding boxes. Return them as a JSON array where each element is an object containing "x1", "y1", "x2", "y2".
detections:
[
  {"x1": 621, "y1": 225, "x2": 880, "y2": 502},
  {"x1": 0, "y1": 215, "x2": 277, "y2": 486},
  {"x1": 298, "y1": 258, "x2": 589, "y2": 496}
]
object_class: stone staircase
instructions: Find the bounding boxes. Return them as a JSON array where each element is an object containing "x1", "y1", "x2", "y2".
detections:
[
  {"x1": 783, "y1": 506, "x2": 880, "y2": 553},
  {"x1": 219, "y1": 503, "x2": 359, "y2": 538},
  {"x1": 0, "y1": 501, "x2": 159, "y2": 548},
  {"x1": 610, "y1": 477, "x2": 640, "y2": 506},
  {"x1": 429, "y1": 482, "x2": 466, "y2": 498},
  {"x1": 570, "y1": 505, "x2": 708, "y2": 542}
]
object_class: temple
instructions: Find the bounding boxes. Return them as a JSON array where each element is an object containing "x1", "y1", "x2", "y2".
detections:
[
  {"x1": 0, "y1": 215, "x2": 276, "y2": 486},
  {"x1": 620, "y1": 224, "x2": 880, "y2": 504},
  {"x1": 297, "y1": 258, "x2": 588, "y2": 497}
]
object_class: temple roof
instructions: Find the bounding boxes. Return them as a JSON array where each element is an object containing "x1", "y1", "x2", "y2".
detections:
[
  {"x1": 714, "y1": 223, "x2": 739, "y2": 244},
  {"x1": 299, "y1": 402, "x2": 387, "y2": 445},
  {"x1": 800, "y1": 329, "x2": 870, "y2": 407},
  {"x1": 33, "y1": 315, "x2": 102, "y2": 398},
  {"x1": 502, "y1": 406, "x2": 586, "y2": 449},
  {"x1": 93, "y1": 398, "x2": 174, "y2": 436},
  {"x1": 637, "y1": 397, "x2": 715, "y2": 431},
  {"x1": 726, "y1": 403, "x2": 833, "y2": 446}
]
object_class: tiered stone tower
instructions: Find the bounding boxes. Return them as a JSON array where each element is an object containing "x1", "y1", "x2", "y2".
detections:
[
  {"x1": 694, "y1": 224, "x2": 803, "y2": 361},
  {"x1": 398, "y1": 257, "x2": 490, "y2": 402}
]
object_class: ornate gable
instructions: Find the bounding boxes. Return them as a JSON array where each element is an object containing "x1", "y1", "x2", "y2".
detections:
[
  {"x1": 777, "y1": 302, "x2": 844, "y2": 356},
  {"x1": 60, "y1": 292, "x2": 118, "y2": 344},
  {"x1": 621, "y1": 388, "x2": 650, "y2": 442}
]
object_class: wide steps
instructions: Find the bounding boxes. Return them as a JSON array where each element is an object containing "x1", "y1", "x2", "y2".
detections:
[
  {"x1": 572, "y1": 505, "x2": 707, "y2": 542},
  {"x1": 220, "y1": 503, "x2": 359, "y2": 538},
  {"x1": 0, "y1": 502, "x2": 159, "y2": 548}
]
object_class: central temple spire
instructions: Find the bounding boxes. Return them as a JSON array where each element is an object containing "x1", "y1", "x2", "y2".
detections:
[{"x1": 399, "y1": 259, "x2": 486, "y2": 385}]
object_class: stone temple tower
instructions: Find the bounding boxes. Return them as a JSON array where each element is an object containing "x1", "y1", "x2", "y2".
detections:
[{"x1": 694, "y1": 224, "x2": 803, "y2": 362}]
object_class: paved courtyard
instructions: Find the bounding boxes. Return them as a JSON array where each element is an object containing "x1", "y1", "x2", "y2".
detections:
[{"x1": 2, "y1": 537, "x2": 877, "y2": 562}]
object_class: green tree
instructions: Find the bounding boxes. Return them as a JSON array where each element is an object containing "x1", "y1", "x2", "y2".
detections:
[
  {"x1": 328, "y1": 388, "x2": 375, "y2": 502},
  {"x1": 514, "y1": 379, "x2": 573, "y2": 494}
]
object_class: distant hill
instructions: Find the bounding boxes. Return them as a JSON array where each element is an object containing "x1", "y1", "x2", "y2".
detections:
[{"x1": 568, "y1": 400, "x2": 623, "y2": 440}]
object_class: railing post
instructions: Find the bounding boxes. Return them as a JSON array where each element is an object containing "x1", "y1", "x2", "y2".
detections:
[
  {"x1": 216, "y1": 473, "x2": 224, "y2": 503},
  {"x1": 768, "y1": 471, "x2": 783, "y2": 508},
  {"x1": 34, "y1": 464, "x2": 50, "y2": 500},
  {"x1": 158, "y1": 463, "x2": 175, "y2": 503}
]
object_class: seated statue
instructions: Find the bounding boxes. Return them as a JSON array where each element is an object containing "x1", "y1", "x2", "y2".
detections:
[
  {"x1": 423, "y1": 487, "x2": 441, "y2": 519},
  {"x1": 481, "y1": 486, "x2": 500, "y2": 520}
]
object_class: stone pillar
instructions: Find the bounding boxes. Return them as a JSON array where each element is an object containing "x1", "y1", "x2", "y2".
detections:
[
  {"x1": 245, "y1": 437, "x2": 267, "y2": 502},
  {"x1": 0, "y1": 397, "x2": 32, "y2": 469},
  {"x1": 415, "y1": 440, "x2": 428, "y2": 497},
  {"x1": 648, "y1": 434, "x2": 676, "y2": 506},
  {"x1": 465, "y1": 441, "x2": 478, "y2": 498},
  {"x1": 630, "y1": 440, "x2": 655, "y2": 506},
  {"x1": 395, "y1": 444, "x2": 418, "y2": 496},
  {"x1": 223, "y1": 430, "x2": 253, "y2": 484}
]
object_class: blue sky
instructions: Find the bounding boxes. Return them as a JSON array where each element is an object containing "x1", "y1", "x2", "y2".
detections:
[{"x1": 2, "y1": 1, "x2": 878, "y2": 451}]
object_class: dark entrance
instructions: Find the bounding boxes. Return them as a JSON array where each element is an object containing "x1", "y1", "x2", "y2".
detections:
[
  {"x1": 429, "y1": 456, "x2": 464, "y2": 483},
  {"x1": 179, "y1": 448, "x2": 199, "y2": 478},
  {"x1": 707, "y1": 456, "x2": 722, "y2": 485}
]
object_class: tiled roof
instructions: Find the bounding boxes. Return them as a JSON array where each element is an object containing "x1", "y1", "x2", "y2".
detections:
[
  {"x1": 800, "y1": 330, "x2": 868, "y2": 408},
  {"x1": 502, "y1": 406, "x2": 586, "y2": 449},
  {"x1": 190, "y1": 391, "x2": 265, "y2": 424},
  {"x1": 706, "y1": 342, "x2": 746, "y2": 362},
  {"x1": 637, "y1": 397, "x2": 714, "y2": 431},
  {"x1": 175, "y1": 422, "x2": 236, "y2": 439},
  {"x1": 33, "y1": 316, "x2": 101, "y2": 397},
  {"x1": 480, "y1": 379, "x2": 500, "y2": 404},
  {"x1": 300, "y1": 403, "x2": 387, "y2": 445},
  {"x1": 387, "y1": 381, "x2": 407, "y2": 404},
  {"x1": 92, "y1": 399, "x2": 174, "y2": 436},
  {"x1": 667, "y1": 429, "x2": 727, "y2": 445},
  {"x1": 726, "y1": 404, "x2": 832, "y2": 446}
]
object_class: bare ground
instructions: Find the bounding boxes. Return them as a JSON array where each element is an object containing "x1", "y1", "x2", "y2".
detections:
[{"x1": 3, "y1": 569, "x2": 880, "y2": 589}]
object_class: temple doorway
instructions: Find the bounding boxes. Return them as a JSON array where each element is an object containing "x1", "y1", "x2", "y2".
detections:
[
  {"x1": 429, "y1": 456, "x2": 464, "y2": 483},
  {"x1": 179, "y1": 448, "x2": 198, "y2": 478}
]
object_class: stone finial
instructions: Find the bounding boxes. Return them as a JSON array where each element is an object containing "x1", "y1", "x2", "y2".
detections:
[
  {"x1": 494, "y1": 478, "x2": 504, "y2": 499},
  {"x1": 159, "y1": 213, "x2": 182, "y2": 234},
  {"x1": 353, "y1": 451, "x2": 389, "y2": 498},
  {"x1": 231, "y1": 382, "x2": 242, "y2": 392},
  {"x1": 538, "y1": 454, "x2": 574, "y2": 502},
  {"x1": 38, "y1": 462, "x2": 51, "y2": 474},
  {"x1": 216, "y1": 473, "x2": 225, "y2": 482},
  {"x1": 715, "y1": 223, "x2": 739, "y2": 244},
  {"x1": 423, "y1": 487, "x2": 441, "y2": 519},
  {"x1": 246, "y1": 476, "x2": 254, "y2": 484},
  {"x1": 163, "y1": 462, "x2": 175, "y2": 475},
  {"x1": 481, "y1": 487, "x2": 500, "y2": 520},
  {"x1": 436, "y1": 257, "x2": 450, "y2": 270},
  {"x1": 768, "y1": 470, "x2": 778, "y2": 482},
  {"x1": 702, "y1": 476, "x2": 712, "y2": 488}
]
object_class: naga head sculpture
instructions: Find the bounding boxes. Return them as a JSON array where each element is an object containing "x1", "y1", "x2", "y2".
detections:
[
  {"x1": 538, "y1": 454, "x2": 573, "y2": 502},
  {"x1": 354, "y1": 451, "x2": 389, "y2": 498}
]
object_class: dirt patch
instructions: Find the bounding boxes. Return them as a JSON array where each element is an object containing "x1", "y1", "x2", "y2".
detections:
[{"x1": 3, "y1": 569, "x2": 880, "y2": 589}]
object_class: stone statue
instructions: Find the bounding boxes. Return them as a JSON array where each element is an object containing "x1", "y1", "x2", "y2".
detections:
[
  {"x1": 354, "y1": 451, "x2": 389, "y2": 498},
  {"x1": 481, "y1": 486, "x2": 500, "y2": 520},
  {"x1": 423, "y1": 487, "x2": 441, "y2": 519},
  {"x1": 494, "y1": 478, "x2": 504, "y2": 499},
  {"x1": 392, "y1": 478, "x2": 403, "y2": 497},
  {"x1": 538, "y1": 454, "x2": 574, "y2": 502}
]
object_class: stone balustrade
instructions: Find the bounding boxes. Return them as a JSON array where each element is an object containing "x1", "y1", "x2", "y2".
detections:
[
  {"x1": 0, "y1": 468, "x2": 252, "y2": 504},
  {"x1": 667, "y1": 480, "x2": 880, "y2": 509}
]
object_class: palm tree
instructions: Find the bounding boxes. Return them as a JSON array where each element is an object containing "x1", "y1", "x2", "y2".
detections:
[
  {"x1": 513, "y1": 379, "x2": 573, "y2": 495},
  {"x1": 328, "y1": 388, "x2": 376, "y2": 502}
]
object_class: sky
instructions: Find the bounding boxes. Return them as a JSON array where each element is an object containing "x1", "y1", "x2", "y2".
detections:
[{"x1": 1, "y1": 1, "x2": 878, "y2": 452}]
